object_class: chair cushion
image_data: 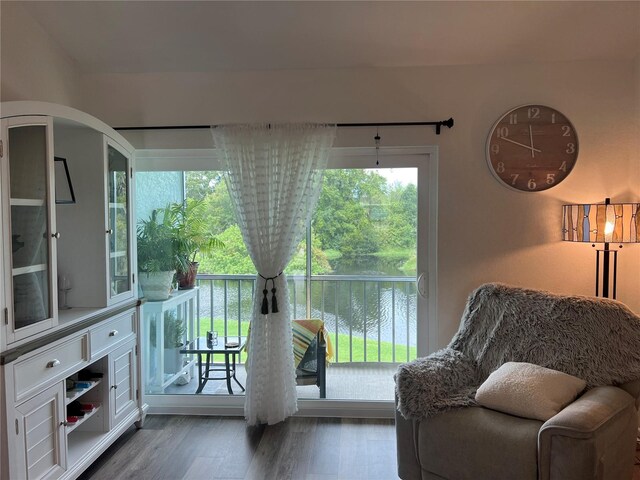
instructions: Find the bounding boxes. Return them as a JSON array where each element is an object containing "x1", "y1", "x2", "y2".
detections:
[{"x1": 475, "y1": 362, "x2": 586, "y2": 421}]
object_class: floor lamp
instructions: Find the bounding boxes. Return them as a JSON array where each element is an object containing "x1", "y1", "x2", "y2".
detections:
[{"x1": 562, "y1": 199, "x2": 640, "y2": 299}]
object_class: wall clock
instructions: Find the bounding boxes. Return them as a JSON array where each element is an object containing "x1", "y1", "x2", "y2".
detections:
[{"x1": 486, "y1": 104, "x2": 578, "y2": 192}]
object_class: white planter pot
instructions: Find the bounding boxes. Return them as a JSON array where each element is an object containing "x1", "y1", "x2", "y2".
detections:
[
  {"x1": 139, "y1": 270, "x2": 175, "y2": 301},
  {"x1": 164, "y1": 346, "x2": 184, "y2": 374}
]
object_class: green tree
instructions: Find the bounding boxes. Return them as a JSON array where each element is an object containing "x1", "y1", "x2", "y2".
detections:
[
  {"x1": 185, "y1": 171, "x2": 236, "y2": 235},
  {"x1": 313, "y1": 170, "x2": 386, "y2": 257},
  {"x1": 287, "y1": 232, "x2": 332, "y2": 275},
  {"x1": 202, "y1": 180, "x2": 236, "y2": 235},
  {"x1": 186, "y1": 168, "x2": 419, "y2": 277},
  {"x1": 198, "y1": 225, "x2": 331, "y2": 275},
  {"x1": 382, "y1": 183, "x2": 417, "y2": 249},
  {"x1": 185, "y1": 171, "x2": 222, "y2": 201},
  {"x1": 198, "y1": 225, "x2": 254, "y2": 274}
]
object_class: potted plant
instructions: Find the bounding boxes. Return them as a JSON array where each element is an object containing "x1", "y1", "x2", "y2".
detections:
[
  {"x1": 162, "y1": 311, "x2": 186, "y2": 374},
  {"x1": 165, "y1": 199, "x2": 224, "y2": 289},
  {"x1": 136, "y1": 209, "x2": 179, "y2": 300}
]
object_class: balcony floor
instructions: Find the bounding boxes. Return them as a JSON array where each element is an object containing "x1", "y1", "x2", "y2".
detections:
[{"x1": 162, "y1": 362, "x2": 399, "y2": 401}]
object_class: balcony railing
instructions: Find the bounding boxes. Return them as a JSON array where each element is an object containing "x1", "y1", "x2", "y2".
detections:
[{"x1": 195, "y1": 274, "x2": 417, "y2": 363}]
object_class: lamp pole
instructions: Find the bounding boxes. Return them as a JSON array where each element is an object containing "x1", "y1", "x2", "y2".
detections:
[{"x1": 595, "y1": 198, "x2": 618, "y2": 299}]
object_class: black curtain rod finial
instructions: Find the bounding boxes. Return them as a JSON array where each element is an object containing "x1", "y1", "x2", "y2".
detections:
[{"x1": 436, "y1": 118, "x2": 454, "y2": 135}]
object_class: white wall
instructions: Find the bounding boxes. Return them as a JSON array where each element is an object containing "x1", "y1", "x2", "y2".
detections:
[
  {"x1": 1, "y1": 10, "x2": 637, "y2": 346},
  {"x1": 0, "y1": 2, "x2": 82, "y2": 106},
  {"x1": 78, "y1": 60, "x2": 640, "y2": 346}
]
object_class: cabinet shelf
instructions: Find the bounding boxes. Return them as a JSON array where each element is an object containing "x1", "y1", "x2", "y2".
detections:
[
  {"x1": 66, "y1": 403, "x2": 102, "y2": 433},
  {"x1": 12, "y1": 264, "x2": 47, "y2": 276},
  {"x1": 10, "y1": 198, "x2": 45, "y2": 207},
  {"x1": 66, "y1": 379, "x2": 102, "y2": 405},
  {"x1": 66, "y1": 430, "x2": 108, "y2": 468}
]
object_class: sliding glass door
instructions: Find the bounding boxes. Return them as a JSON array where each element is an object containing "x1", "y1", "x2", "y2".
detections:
[
  {"x1": 305, "y1": 148, "x2": 433, "y2": 400},
  {"x1": 136, "y1": 147, "x2": 436, "y2": 402}
]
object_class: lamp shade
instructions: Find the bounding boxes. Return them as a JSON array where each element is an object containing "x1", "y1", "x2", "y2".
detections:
[{"x1": 562, "y1": 202, "x2": 640, "y2": 244}]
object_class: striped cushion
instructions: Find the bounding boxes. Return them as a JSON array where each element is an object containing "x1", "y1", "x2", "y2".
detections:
[{"x1": 292, "y1": 319, "x2": 332, "y2": 369}]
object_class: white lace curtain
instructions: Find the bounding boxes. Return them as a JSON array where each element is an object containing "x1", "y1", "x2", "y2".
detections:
[{"x1": 212, "y1": 123, "x2": 336, "y2": 425}]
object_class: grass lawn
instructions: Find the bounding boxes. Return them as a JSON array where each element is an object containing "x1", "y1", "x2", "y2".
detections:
[{"x1": 196, "y1": 317, "x2": 417, "y2": 363}]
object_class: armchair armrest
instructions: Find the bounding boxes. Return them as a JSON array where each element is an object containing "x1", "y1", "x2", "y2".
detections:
[{"x1": 538, "y1": 386, "x2": 637, "y2": 480}]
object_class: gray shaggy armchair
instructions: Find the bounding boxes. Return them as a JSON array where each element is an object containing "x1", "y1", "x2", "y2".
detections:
[{"x1": 395, "y1": 283, "x2": 640, "y2": 480}]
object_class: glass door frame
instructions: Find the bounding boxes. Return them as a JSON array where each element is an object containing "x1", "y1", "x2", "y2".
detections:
[
  {"x1": 104, "y1": 137, "x2": 135, "y2": 305},
  {"x1": 136, "y1": 145, "x2": 439, "y2": 414},
  {"x1": 1, "y1": 116, "x2": 58, "y2": 345},
  {"x1": 325, "y1": 146, "x2": 438, "y2": 358}
]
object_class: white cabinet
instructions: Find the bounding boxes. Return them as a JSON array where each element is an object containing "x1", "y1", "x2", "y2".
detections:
[
  {"x1": 1, "y1": 116, "x2": 59, "y2": 345},
  {"x1": 3, "y1": 308, "x2": 144, "y2": 480},
  {"x1": 109, "y1": 340, "x2": 137, "y2": 428},
  {"x1": 53, "y1": 123, "x2": 135, "y2": 312},
  {"x1": 1, "y1": 104, "x2": 138, "y2": 349},
  {"x1": 12, "y1": 383, "x2": 67, "y2": 480},
  {"x1": 65, "y1": 336, "x2": 138, "y2": 471},
  {"x1": 0, "y1": 102, "x2": 144, "y2": 480}
]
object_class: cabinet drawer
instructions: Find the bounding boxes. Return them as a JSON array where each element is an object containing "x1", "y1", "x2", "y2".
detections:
[
  {"x1": 90, "y1": 310, "x2": 135, "y2": 359},
  {"x1": 13, "y1": 334, "x2": 88, "y2": 403}
]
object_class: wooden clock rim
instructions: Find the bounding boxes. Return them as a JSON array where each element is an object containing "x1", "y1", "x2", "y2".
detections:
[{"x1": 485, "y1": 103, "x2": 579, "y2": 193}]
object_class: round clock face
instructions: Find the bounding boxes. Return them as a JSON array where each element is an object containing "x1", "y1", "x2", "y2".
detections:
[{"x1": 486, "y1": 105, "x2": 578, "y2": 192}]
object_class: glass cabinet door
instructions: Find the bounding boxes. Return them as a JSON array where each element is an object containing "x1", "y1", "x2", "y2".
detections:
[
  {"x1": 106, "y1": 143, "x2": 132, "y2": 300},
  {"x1": 2, "y1": 118, "x2": 57, "y2": 338}
]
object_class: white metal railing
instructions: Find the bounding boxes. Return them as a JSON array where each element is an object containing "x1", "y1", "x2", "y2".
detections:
[{"x1": 195, "y1": 273, "x2": 417, "y2": 363}]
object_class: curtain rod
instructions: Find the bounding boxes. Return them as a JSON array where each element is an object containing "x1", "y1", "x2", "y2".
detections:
[{"x1": 114, "y1": 118, "x2": 454, "y2": 135}]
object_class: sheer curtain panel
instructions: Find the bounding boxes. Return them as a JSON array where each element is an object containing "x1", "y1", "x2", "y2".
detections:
[{"x1": 212, "y1": 124, "x2": 336, "y2": 425}]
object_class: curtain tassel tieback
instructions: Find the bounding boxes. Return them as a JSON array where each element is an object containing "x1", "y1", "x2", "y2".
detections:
[{"x1": 259, "y1": 272, "x2": 283, "y2": 314}]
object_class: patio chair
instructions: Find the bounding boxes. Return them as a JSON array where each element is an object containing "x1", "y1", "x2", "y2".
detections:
[{"x1": 293, "y1": 319, "x2": 332, "y2": 398}]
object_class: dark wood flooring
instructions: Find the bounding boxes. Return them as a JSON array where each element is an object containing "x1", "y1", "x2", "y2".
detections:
[
  {"x1": 78, "y1": 415, "x2": 399, "y2": 480},
  {"x1": 78, "y1": 415, "x2": 640, "y2": 480}
]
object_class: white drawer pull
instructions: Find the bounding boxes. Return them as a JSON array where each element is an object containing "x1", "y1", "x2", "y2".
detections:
[
  {"x1": 109, "y1": 330, "x2": 119, "y2": 337},
  {"x1": 46, "y1": 359, "x2": 61, "y2": 368}
]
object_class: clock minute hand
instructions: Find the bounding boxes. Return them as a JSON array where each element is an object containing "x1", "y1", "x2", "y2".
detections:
[
  {"x1": 500, "y1": 136, "x2": 542, "y2": 153},
  {"x1": 529, "y1": 125, "x2": 535, "y2": 158}
]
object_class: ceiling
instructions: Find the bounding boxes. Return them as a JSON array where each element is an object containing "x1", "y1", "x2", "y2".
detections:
[{"x1": 20, "y1": 1, "x2": 640, "y2": 74}]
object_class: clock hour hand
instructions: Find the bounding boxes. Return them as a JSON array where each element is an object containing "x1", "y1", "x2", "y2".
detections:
[{"x1": 500, "y1": 136, "x2": 542, "y2": 153}]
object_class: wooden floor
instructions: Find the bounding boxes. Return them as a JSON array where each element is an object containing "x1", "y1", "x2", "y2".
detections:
[
  {"x1": 77, "y1": 415, "x2": 640, "y2": 480},
  {"x1": 78, "y1": 415, "x2": 399, "y2": 480}
]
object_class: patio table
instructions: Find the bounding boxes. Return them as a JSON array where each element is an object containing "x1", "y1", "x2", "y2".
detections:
[{"x1": 180, "y1": 336, "x2": 246, "y2": 394}]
